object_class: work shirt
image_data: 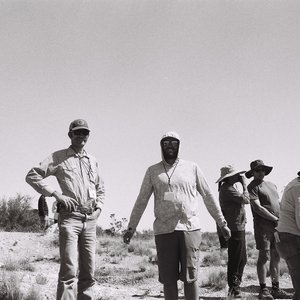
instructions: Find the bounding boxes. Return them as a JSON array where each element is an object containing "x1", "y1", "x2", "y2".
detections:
[
  {"x1": 277, "y1": 177, "x2": 300, "y2": 236},
  {"x1": 247, "y1": 180, "x2": 280, "y2": 230},
  {"x1": 26, "y1": 147, "x2": 105, "y2": 211},
  {"x1": 219, "y1": 183, "x2": 248, "y2": 231},
  {"x1": 128, "y1": 159, "x2": 226, "y2": 235}
]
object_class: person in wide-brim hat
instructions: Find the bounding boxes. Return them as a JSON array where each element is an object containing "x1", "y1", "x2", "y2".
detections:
[
  {"x1": 216, "y1": 165, "x2": 246, "y2": 184},
  {"x1": 245, "y1": 159, "x2": 273, "y2": 179}
]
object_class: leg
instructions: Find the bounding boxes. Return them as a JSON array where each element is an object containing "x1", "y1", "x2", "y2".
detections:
[
  {"x1": 286, "y1": 254, "x2": 300, "y2": 299},
  {"x1": 77, "y1": 219, "x2": 97, "y2": 300},
  {"x1": 227, "y1": 231, "x2": 246, "y2": 297},
  {"x1": 164, "y1": 283, "x2": 178, "y2": 300},
  {"x1": 270, "y1": 248, "x2": 280, "y2": 284},
  {"x1": 184, "y1": 281, "x2": 198, "y2": 300},
  {"x1": 257, "y1": 249, "x2": 270, "y2": 285},
  {"x1": 155, "y1": 232, "x2": 180, "y2": 300},
  {"x1": 180, "y1": 230, "x2": 201, "y2": 300},
  {"x1": 56, "y1": 215, "x2": 81, "y2": 300}
]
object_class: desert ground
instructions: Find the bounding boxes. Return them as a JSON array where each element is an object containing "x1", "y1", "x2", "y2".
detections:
[{"x1": 0, "y1": 229, "x2": 294, "y2": 300}]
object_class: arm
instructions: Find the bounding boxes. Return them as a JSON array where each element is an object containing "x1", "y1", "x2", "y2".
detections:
[
  {"x1": 250, "y1": 199, "x2": 278, "y2": 221},
  {"x1": 25, "y1": 155, "x2": 57, "y2": 197},
  {"x1": 26, "y1": 153, "x2": 78, "y2": 212},
  {"x1": 123, "y1": 168, "x2": 153, "y2": 244},
  {"x1": 94, "y1": 162, "x2": 105, "y2": 211},
  {"x1": 224, "y1": 184, "x2": 250, "y2": 204},
  {"x1": 196, "y1": 166, "x2": 230, "y2": 239},
  {"x1": 294, "y1": 192, "x2": 300, "y2": 230}
]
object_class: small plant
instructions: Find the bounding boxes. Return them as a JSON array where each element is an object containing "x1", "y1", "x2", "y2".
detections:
[
  {"x1": 0, "y1": 273, "x2": 23, "y2": 300},
  {"x1": 201, "y1": 251, "x2": 223, "y2": 267},
  {"x1": 108, "y1": 214, "x2": 128, "y2": 236},
  {"x1": 24, "y1": 288, "x2": 43, "y2": 300},
  {"x1": 200, "y1": 269, "x2": 227, "y2": 290},
  {"x1": 36, "y1": 274, "x2": 48, "y2": 285},
  {"x1": 2, "y1": 256, "x2": 35, "y2": 272}
]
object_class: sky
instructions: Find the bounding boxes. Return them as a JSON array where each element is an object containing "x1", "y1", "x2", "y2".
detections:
[{"x1": 1, "y1": 0, "x2": 300, "y2": 233}]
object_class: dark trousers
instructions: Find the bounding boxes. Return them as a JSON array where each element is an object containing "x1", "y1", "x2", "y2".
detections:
[{"x1": 227, "y1": 230, "x2": 247, "y2": 288}]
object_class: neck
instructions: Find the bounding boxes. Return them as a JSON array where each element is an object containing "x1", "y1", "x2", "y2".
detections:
[
  {"x1": 254, "y1": 178, "x2": 263, "y2": 184},
  {"x1": 70, "y1": 145, "x2": 85, "y2": 154},
  {"x1": 164, "y1": 158, "x2": 177, "y2": 165}
]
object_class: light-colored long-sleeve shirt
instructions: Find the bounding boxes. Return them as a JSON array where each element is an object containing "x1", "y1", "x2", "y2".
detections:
[
  {"x1": 128, "y1": 159, "x2": 226, "y2": 235},
  {"x1": 277, "y1": 177, "x2": 300, "y2": 236},
  {"x1": 26, "y1": 147, "x2": 105, "y2": 210}
]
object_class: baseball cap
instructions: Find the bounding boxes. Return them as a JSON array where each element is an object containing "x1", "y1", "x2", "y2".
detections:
[{"x1": 69, "y1": 119, "x2": 90, "y2": 132}]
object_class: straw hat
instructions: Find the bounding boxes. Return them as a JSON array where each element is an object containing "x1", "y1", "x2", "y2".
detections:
[{"x1": 216, "y1": 165, "x2": 246, "y2": 183}]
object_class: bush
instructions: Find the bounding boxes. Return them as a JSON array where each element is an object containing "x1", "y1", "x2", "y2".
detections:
[
  {"x1": 0, "y1": 194, "x2": 40, "y2": 232},
  {"x1": 0, "y1": 273, "x2": 22, "y2": 300},
  {"x1": 200, "y1": 269, "x2": 227, "y2": 290}
]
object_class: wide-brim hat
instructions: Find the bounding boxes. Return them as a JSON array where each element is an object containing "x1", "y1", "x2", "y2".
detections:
[
  {"x1": 245, "y1": 159, "x2": 273, "y2": 179},
  {"x1": 216, "y1": 165, "x2": 246, "y2": 183}
]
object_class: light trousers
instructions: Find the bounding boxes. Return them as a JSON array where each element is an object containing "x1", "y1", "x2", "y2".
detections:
[{"x1": 57, "y1": 212, "x2": 98, "y2": 300}]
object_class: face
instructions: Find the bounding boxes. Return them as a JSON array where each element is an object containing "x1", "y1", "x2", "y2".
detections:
[
  {"x1": 161, "y1": 138, "x2": 179, "y2": 160},
  {"x1": 69, "y1": 129, "x2": 90, "y2": 148},
  {"x1": 253, "y1": 167, "x2": 265, "y2": 181}
]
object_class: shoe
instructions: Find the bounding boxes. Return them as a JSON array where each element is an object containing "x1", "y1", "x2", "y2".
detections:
[
  {"x1": 228, "y1": 286, "x2": 241, "y2": 298},
  {"x1": 259, "y1": 288, "x2": 274, "y2": 300},
  {"x1": 271, "y1": 288, "x2": 294, "y2": 299}
]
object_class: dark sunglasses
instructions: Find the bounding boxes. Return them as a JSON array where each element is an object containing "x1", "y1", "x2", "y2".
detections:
[
  {"x1": 162, "y1": 140, "x2": 179, "y2": 148},
  {"x1": 72, "y1": 129, "x2": 90, "y2": 136}
]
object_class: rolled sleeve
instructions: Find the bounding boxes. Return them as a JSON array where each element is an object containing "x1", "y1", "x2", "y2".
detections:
[{"x1": 25, "y1": 155, "x2": 56, "y2": 197}]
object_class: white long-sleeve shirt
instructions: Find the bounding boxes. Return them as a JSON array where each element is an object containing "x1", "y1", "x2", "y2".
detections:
[
  {"x1": 277, "y1": 177, "x2": 300, "y2": 236},
  {"x1": 128, "y1": 159, "x2": 226, "y2": 235}
]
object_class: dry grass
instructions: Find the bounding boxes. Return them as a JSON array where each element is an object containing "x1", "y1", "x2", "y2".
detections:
[{"x1": 0, "y1": 230, "x2": 294, "y2": 300}]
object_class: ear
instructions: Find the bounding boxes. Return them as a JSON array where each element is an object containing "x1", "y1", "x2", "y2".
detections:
[{"x1": 68, "y1": 131, "x2": 72, "y2": 139}]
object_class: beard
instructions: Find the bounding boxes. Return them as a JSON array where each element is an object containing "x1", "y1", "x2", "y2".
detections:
[{"x1": 162, "y1": 147, "x2": 179, "y2": 161}]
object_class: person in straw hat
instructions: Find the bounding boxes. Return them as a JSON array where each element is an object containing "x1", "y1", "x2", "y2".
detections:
[
  {"x1": 246, "y1": 160, "x2": 292, "y2": 300},
  {"x1": 216, "y1": 165, "x2": 250, "y2": 298}
]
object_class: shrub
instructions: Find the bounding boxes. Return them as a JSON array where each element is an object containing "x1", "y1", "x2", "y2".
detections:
[
  {"x1": 0, "y1": 194, "x2": 40, "y2": 232},
  {"x1": 0, "y1": 273, "x2": 23, "y2": 300},
  {"x1": 201, "y1": 251, "x2": 223, "y2": 267},
  {"x1": 200, "y1": 269, "x2": 227, "y2": 290},
  {"x1": 2, "y1": 256, "x2": 35, "y2": 272},
  {"x1": 200, "y1": 232, "x2": 219, "y2": 250}
]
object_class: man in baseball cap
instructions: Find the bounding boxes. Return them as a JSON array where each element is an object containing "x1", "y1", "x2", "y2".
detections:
[{"x1": 26, "y1": 118, "x2": 104, "y2": 299}]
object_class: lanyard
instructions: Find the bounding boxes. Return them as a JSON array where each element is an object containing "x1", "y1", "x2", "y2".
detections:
[{"x1": 162, "y1": 160, "x2": 179, "y2": 189}]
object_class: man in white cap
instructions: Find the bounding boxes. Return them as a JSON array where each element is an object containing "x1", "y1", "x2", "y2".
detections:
[
  {"x1": 216, "y1": 165, "x2": 250, "y2": 298},
  {"x1": 26, "y1": 119, "x2": 105, "y2": 300},
  {"x1": 123, "y1": 131, "x2": 230, "y2": 300},
  {"x1": 246, "y1": 160, "x2": 292, "y2": 300}
]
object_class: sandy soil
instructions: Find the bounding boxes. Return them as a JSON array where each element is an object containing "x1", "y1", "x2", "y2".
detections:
[{"x1": 0, "y1": 231, "x2": 294, "y2": 300}]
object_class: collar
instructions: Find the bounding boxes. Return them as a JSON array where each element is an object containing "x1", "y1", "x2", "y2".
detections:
[
  {"x1": 162, "y1": 157, "x2": 180, "y2": 167},
  {"x1": 66, "y1": 147, "x2": 90, "y2": 158}
]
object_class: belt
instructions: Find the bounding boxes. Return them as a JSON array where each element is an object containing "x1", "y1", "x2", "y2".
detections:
[{"x1": 74, "y1": 205, "x2": 94, "y2": 215}]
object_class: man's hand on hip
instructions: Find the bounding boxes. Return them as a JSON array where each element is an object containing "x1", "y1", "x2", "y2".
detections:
[{"x1": 52, "y1": 192, "x2": 78, "y2": 212}]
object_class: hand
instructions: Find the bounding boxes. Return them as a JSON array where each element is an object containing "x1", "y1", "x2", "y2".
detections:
[
  {"x1": 53, "y1": 192, "x2": 78, "y2": 212},
  {"x1": 123, "y1": 229, "x2": 134, "y2": 244},
  {"x1": 238, "y1": 174, "x2": 247, "y2": 185},
  {"x1": 219, "y1": 225, "x2": 231, "y2": 241},
  {"x1": 93, "y1": 208, "x2": 101, "y2": 219}
]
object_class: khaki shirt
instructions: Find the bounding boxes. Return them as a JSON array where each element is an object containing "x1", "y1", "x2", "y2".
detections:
[{"x1": 26, "y1": 147, "x2": 105, "y2": 210}]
